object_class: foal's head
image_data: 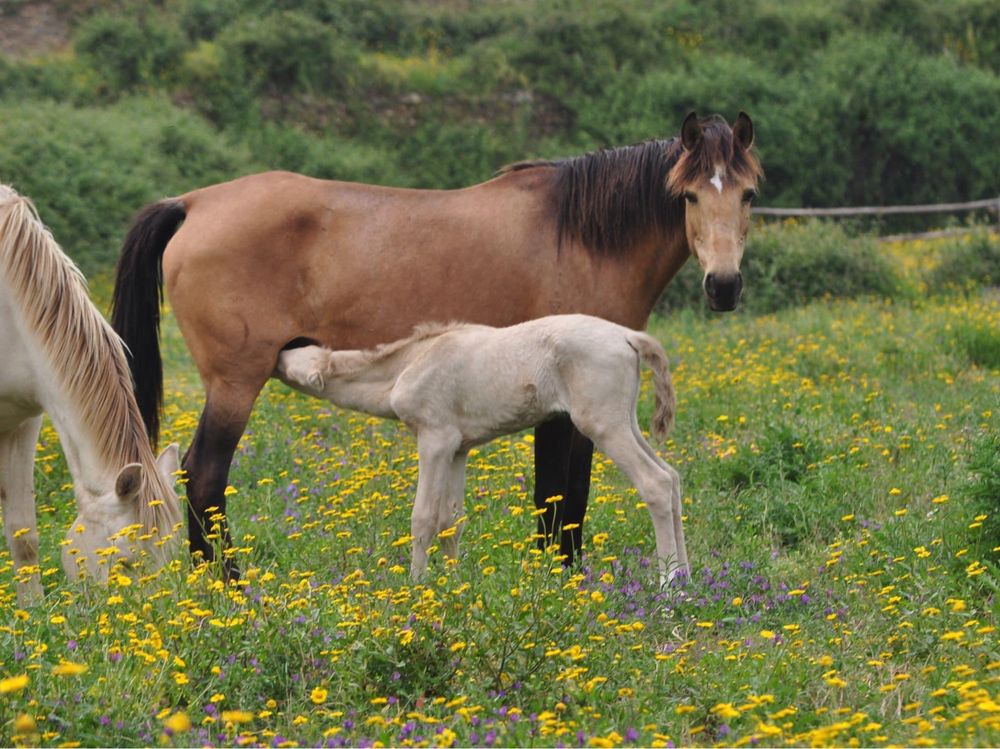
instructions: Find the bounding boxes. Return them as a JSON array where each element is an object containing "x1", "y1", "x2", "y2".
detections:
[{"x1": 668, "y1": 112, "x2": 762, "y2": 311}]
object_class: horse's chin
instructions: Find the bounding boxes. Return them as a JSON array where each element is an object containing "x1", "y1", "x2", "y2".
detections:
[{"x1": 707, "y1": 298, "x2": 740, "y2": 312}]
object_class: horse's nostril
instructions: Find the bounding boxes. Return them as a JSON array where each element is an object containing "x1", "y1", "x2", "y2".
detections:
[{"x1": 704, "y1": 272, "x2": 717, "y2": 295}]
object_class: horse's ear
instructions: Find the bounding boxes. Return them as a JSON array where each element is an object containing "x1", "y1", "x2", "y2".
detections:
[
  {"x1": 733, "y1": 111, "x2": 754, "y2": 149},
  {"x1": 681, "y1": 111, "x2": 702, "y2": 150},
  {"x1": 115, "y1": 463, "x2": 145, "y2": 504},
  {"x1": 156, "y1": 443, "x2": 181, "y2": 486}
]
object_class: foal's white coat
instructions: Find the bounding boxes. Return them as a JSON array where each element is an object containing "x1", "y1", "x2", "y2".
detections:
[
  {"x1": 277, "y1": 314, "x2": 688, "y2": 583},
  {"x1": 0, "y1": 185, "x2": 182, "y2": 604}
]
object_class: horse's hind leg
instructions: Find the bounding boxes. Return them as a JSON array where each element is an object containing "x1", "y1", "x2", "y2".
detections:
[
  {"x1": 183, "y1": 381, "x2": 264, "y2": 580},
  {"x1": 436, "y1": 451, "x2": 468, "y2": 562},
  {"x1": 580, "y1": 420, "x2": 682, "y2": 586},
  {"x1": 668, "y1": 462, "x2": 688, "y2": 574},
  {"x1": 533, "y1": 415, "x2": 593, "y2": 564},
  {"x1": 0, "y1": 415, "x2": 44, "y2": 604},
  {"x1": 629, "y1": 414, "x2": 688, "y2": 574}
]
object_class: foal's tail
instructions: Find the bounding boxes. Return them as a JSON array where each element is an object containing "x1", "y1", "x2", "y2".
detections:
[
  {"x1": 110, "y1": 199, "x2": 187, "y2": 447},
  {"x1": 629, "y1": 332, "x2": 675, "y2": 442}
]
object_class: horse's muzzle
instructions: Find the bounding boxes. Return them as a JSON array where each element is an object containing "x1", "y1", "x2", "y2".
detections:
[{"x1": 704, "y1": 272, "x2": 743, "y2": 311}]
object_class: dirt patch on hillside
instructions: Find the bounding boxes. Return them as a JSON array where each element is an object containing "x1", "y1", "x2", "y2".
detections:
[{"x1": 0, "y1": 1, "x2": 70, "y2": 58}]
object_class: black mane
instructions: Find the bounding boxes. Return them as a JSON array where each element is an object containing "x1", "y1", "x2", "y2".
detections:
[{"x1": 501, "y1": 137, "x2": 685, "y2": 256}]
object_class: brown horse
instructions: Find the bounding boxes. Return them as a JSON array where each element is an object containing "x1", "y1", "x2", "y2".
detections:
[{"x1": 111, "y1": 112, "x2": 762, "y2": 574}]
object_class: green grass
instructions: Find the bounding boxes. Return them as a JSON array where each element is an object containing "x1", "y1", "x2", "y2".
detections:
[{"x1": 2, "y1": 278, "x2": 1000, "y2": 747}]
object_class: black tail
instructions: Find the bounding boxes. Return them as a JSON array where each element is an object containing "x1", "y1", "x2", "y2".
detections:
[{"x1": 111, "y1": 199, "x2": 187, "y2": 448}]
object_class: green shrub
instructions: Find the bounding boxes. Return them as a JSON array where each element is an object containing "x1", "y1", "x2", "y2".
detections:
[
  {"x1": 743, "y1": 221, "x2": 902, "y2": 311},
  {"x1": 925, "y1": 228, "x2": 1000, "y2": 293},
  {"x1": 0, "y1": 55, "x2": 85, "y2": 103},
  {"x1": 957, "y1": 431, "x2": 1000, "y2": 568},
  {"x1": 773, "y1": 32, "x2": 1000, "y2": 213},
  {"x1": 499, "y1": 3, "x2": 673, "y2": 105},
  {"x1": 217, "y1": 11, "x2": 361, "y2": 96},
  {"x1": 178, "y1": 10, "x2": 367, "y2": 127},
  {"x1": 947, "y1": 318, "x2": 1000, "y2": 370},
  {"x1": 176, "y1": 0, "x2": 241, "y2": 41},
  {"x1": 75, "y1": 12, "x2": 186, "y2": 96},
  {"x1": 392, "y1": 120, "x2": 522, "y2": 189}
]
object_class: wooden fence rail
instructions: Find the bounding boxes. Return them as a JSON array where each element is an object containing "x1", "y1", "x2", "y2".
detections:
[{"x1": 753, "y1": 195, "x2": 1000, "y2": 218}]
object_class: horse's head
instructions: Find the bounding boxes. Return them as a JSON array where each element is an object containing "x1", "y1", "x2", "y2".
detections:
[
  {"x1": 669, "y1": 112, "x2": 762, "y2": 311},
  {"x1": 61, "y1": 444, "x2": 182, "y2": 583}
]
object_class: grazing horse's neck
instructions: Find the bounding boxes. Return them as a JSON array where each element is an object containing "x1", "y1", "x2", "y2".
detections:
[{"x1": 38, "y1": 375, "x2": 121, "y2": 503}]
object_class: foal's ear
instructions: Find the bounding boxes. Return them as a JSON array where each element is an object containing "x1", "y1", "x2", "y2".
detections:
[
  {"x1": 307, "y1": 370, "x2": 325, "y2": 391},
  {"x1": 733, "y1": 111, "x2": 754, "y2": 149},
  {"x1": 681, "y1": 111, "x2": 702, "y2": 150}
]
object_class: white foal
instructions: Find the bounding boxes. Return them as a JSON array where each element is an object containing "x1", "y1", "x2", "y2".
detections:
[
  {"x1": 276, "y1": 314, "x2": 688, "y2": 585},
  {"x1": 0, "y1": 185, "x2": 182, "y2": 605}
]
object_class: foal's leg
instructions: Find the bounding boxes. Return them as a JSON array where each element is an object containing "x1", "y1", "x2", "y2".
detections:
[
  {"x1": 630, "y1": 416, "x2": 688, "y2": 574},
  {"x1": 0, "y1": 415, "x2": 44, "y2": 604},
  {"x1": 668, "y1": 463, "x2": 688, "y2": 573},
  {"x1": 411, "y1": 429, "x2": 461, "y2": 579},
  {"x1": 183, "y1": 380, "x2": 264, "y2": 580},
  {"x1": 436, "y1": 451, "x2": 468, "y2": 562},
  {"x1": 533, "y1": 416, "x2": 593, "y2": 563},
  {"x1": 581, "y1": 421, "x2": 682, "y2": 586}
]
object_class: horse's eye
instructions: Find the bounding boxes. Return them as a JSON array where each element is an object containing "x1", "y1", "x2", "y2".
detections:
[
  {"x1": 742, "y1": 188, "x2": 757, "y2": 203},
  {"x1": 683, "y1": 191, "x2": 698, "y2": 204}
]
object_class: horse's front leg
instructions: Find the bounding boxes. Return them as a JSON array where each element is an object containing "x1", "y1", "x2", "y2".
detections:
[
  {"x1": 436, "y1": 451, "x2": 469, "y2": 562},
  {"x1": 410, "y1": 430, "x2": 461, "y2": 579},
  {"x1": 0, "y1": 415, "x2": 45, "y2": 605}
]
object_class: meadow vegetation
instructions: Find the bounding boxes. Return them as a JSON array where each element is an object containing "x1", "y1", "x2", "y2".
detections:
[
  {"x1": 2, "y1": 232, "x2": 1000, "y2": 747},
  {"x1": 2, "y1": 1, "x2": 1000, "y2": 746}
]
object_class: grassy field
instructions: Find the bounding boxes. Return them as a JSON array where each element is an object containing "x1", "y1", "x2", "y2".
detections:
[{"x1": 2, "y1": 262, "x2": 1000, "y2": 747}]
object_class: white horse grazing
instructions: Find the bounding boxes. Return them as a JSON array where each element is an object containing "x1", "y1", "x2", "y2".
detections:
[
  {"x1": 276, "y1": 314, "x2": 688, "y2": 584},
  {"x1": 0, "y1": 185, "x2": 182, "y2": 605}
]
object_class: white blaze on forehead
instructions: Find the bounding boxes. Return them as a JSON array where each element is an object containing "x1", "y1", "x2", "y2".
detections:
[{"x1": 710, "y1": 166, "x2": 725, "y2": 193}]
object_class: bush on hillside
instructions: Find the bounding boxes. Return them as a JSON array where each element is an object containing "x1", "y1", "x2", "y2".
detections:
[
  {"x1": 177, "y1": 11, "x2": 368, "y2": 127},
  {"x1": 75, "y1": 12, "x2": 186, "y2": 95},
  {"x1": 217, "y1": 11, "x2": 361, "y2": 97},
  {"x1": 925, "y1": 229, "x2": 1000, "y2": 293},
  {"x1": 772, "y1": 32, "x2": 1000, "y2": 212},
  {"x1": 500, "y1": 4, "x2": 675, "y2": 107}
]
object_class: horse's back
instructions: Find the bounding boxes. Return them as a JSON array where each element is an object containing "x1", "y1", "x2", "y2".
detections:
[{"x1": 162, "y1": 169, "x2": 561, "y2": 374}]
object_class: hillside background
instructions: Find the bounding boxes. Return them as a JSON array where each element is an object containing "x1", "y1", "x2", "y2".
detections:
[{"x1": 1, "y1": 0, "x2": 999, "y2": 272}]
